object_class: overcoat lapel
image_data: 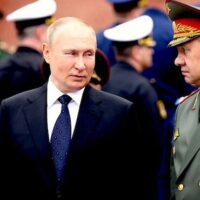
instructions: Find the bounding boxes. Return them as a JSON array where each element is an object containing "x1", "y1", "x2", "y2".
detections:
[{"x1": 71, "y1": 86, "x2": 104, "y2": 148}]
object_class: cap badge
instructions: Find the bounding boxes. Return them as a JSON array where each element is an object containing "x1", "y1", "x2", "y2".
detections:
[
  {"x1": 169, "y1": 21, "x2": 200, "y2": 46},
  {"x1": 156, "y1": 100, "x2": 167, "y2": 119},
  {"x1": 174, "y1": 22, "x2": 200, "y2": 36}
]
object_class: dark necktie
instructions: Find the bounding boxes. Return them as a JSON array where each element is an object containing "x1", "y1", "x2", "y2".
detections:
[{"x1": 51, "y1": 95, "x2": 72, "y2": 183}]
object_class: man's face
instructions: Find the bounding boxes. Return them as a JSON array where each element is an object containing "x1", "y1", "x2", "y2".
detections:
[
  {"x1": 138, "y1": 45, "x2": 154, "y2": 70},
  {"x1": 175, "y1": 38, "x2": 200, "y2": 87},
  {"x1": 43, "y1": 23, "x2": 96, "y2": 93}
]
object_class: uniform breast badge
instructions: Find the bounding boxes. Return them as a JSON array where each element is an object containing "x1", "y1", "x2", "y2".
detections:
[{"x1": 156, "y1": 100, "x2": 167, "y2": 119}]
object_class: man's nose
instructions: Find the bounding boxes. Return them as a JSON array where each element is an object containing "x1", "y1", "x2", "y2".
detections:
[
  {"x1": 75, "y1": 56, "x2": 86, "y2": 70},
  {"x1": 174, "y1": 54, "x2": 184, "y2": 67}
]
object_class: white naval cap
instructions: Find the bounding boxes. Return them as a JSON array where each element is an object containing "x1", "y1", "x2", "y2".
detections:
[
  {"x1": 6, "y1": 0, "x2": 57, "y2": 30},
  {"x1": 104, "y1": 15, "x2": 156, "y2": 47}
]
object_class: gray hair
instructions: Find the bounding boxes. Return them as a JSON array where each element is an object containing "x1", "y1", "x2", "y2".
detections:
[{"x1": 45, "y1": 17, "x2": 96, "y2": 48}]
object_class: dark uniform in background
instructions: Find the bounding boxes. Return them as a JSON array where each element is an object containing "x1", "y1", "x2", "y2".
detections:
[
  {"x1": 102, "y1": 15, "x2": 163, "y2": 200},
  {"x1": 0, "y1": 0, "x2": 57, "y2": 102},
  {"x1": 0, "y1": 47, "x2": 45, "y2": 101}
]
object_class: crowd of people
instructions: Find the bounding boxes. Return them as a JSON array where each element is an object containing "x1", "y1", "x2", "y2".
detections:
[{"x1": 0, "y1": 0, "x2": 199, "y2": 199}]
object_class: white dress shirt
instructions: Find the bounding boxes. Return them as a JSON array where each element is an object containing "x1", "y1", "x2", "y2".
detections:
[{"x1": 47, "y1": 77, "x2": 84, "y2": 141}]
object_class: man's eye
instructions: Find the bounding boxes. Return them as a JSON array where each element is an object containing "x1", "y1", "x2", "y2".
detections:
[
  {"x1": 65, "y1": 51, "x2": 75, "y2": 55},
  {"x1": 86, "y1": 51, "x2": 94, "y2": 56}
]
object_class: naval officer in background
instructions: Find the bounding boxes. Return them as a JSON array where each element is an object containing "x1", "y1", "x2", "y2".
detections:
[{"x1": 0, "y1": 0, "x2": 57, "y2": 102}]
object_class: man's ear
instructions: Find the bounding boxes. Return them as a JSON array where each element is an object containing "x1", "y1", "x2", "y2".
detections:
[
  {"x1": 42, "y1": 43, "x2": 50, "y2": 63},
  {"x1": 131, "y1": 46, "x2": 140, "y2": 60}
]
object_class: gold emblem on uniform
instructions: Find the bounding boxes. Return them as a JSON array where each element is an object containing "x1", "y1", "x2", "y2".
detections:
[
  {"x1": 156, "y1": 100, "x2": 167, "y2": 119},
  {"x1": 198, "y1": 181, "x2": 200, "y2": 187},
  {"x1": 178, "y1": 184, "x2": 184, "y2": 191},
  {"x1": 173, "y1": 129, "x2": 180, "y2": 141},
  {"x1": 169, "y1": 22, "x2": 200, "y2": 46}
]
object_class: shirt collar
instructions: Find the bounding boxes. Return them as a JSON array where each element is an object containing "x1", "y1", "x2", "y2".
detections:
[{"x1": 47, "y1": 76, "x2": 85, "y2": 108}]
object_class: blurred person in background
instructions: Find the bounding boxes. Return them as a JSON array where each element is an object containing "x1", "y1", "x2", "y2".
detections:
[
  {"x1": 0, "y1": 0, "x2": 57, "y2": 102},
  {"x1": 103, "y1": 15, "x2": 163, "y2": 199},
  {"x1": 97, "y1": 0, "x2": 148, "y2": 66}
]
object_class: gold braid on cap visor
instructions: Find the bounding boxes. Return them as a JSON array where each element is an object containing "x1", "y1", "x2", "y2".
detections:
[
  {"x1": 138, "y1": 36, "x2": 156, "y2": 47},
  {"x1": 169, "y1": 22, "x2": 200, "y2": 46},
  {"x1": 138, "y1": 0, "x2": 148, "y2": 7},
  {"x1": 45, "y1": 17, "x2": 56, "y2": 25}
]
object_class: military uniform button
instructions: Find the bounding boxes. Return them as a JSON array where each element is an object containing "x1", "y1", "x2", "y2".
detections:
[
  {"x1": 198, "y1": 181, "x2": 200, "y2": 187},
  {"x1": 178, "y1": 184, "x2": 184, "y2": 191}
]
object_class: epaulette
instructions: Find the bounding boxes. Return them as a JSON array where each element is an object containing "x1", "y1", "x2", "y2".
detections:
[{"x1": 179, "y1": 88, "x2": 200, "y2": 105}]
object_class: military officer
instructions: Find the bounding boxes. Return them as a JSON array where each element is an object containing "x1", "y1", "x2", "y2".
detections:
[
  {"x1": 166, "y1": 0, "x2": 200, "y2": 199},
  {"x1": 0, "y1": 0, "x2": 57, "y2": 102},
  {"x1": 102, "y1": 15, "x2": 163, "y2": 199},
  {"x1": 96, "y1": 0, "x2": 148, "y2": 66}
]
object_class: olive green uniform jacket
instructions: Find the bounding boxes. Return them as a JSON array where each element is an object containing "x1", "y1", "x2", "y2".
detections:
[{"x1": 171, "y1": 89, "x2": 200, "y2": 200}]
